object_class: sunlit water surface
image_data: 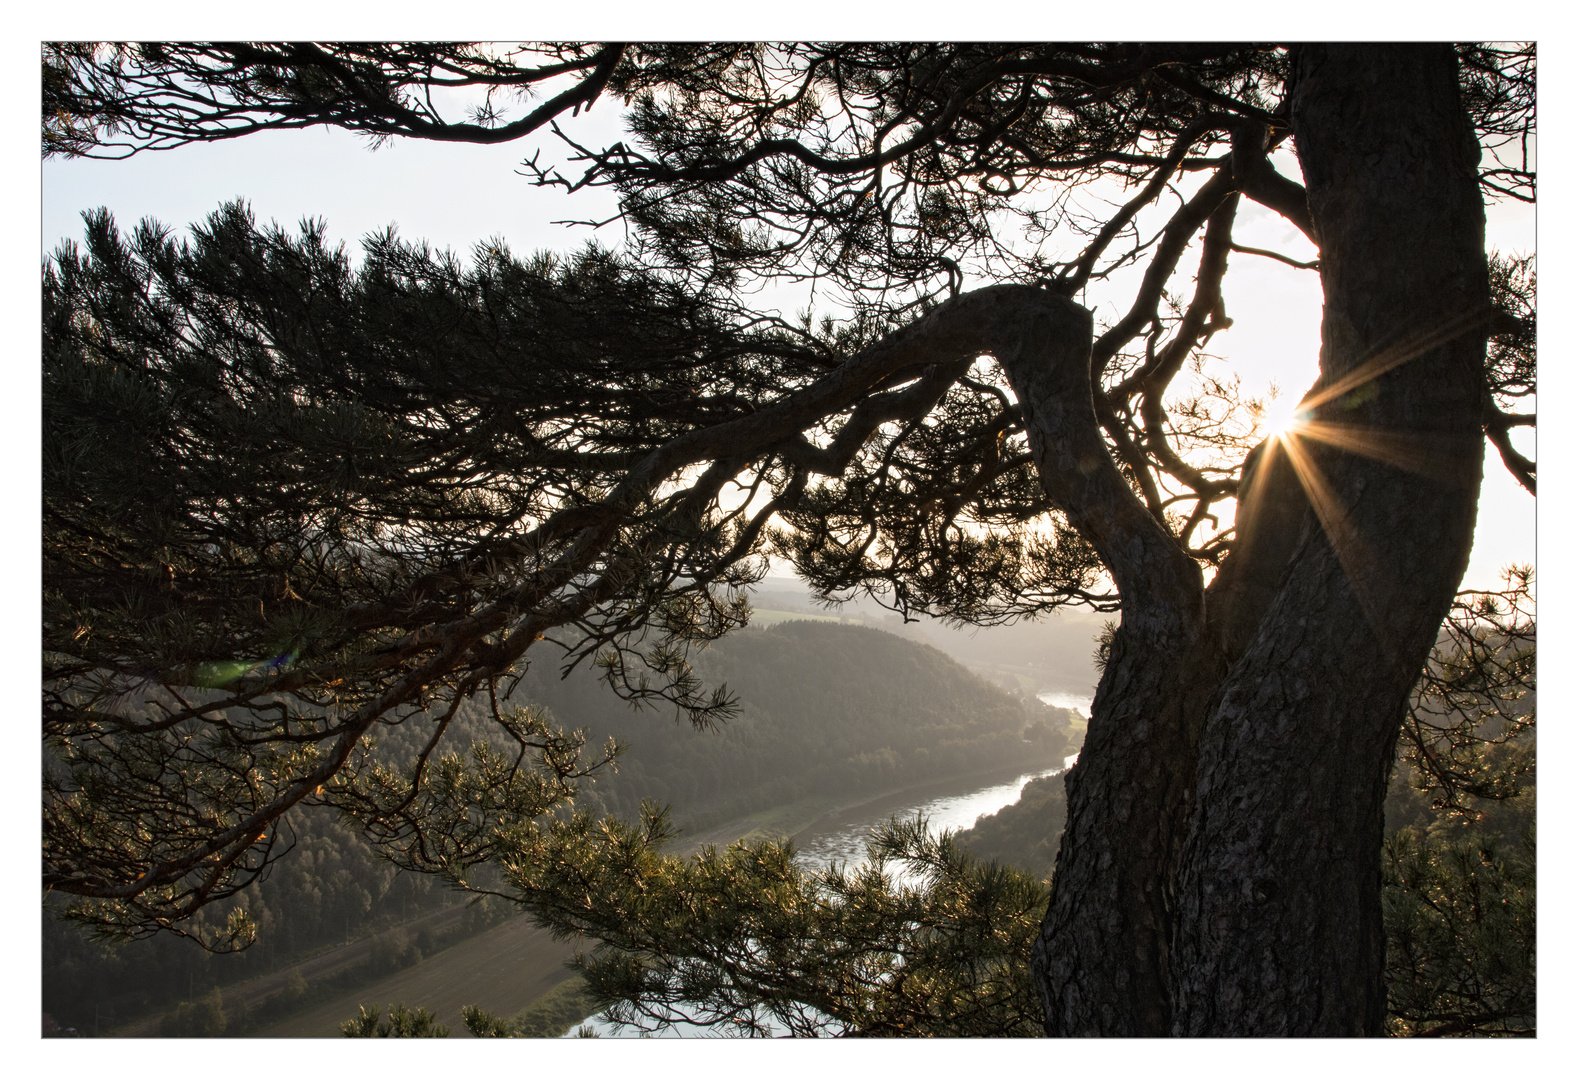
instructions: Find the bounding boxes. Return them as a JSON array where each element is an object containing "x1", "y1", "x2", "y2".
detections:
[
  {"x1": 568, "y1": 695, "x2": 1089, "y2": 1040},
  {"x1": 789, "y1": 755, "x2": 1078, "y2": 881},
  {"x1": 1036, "y1": 689, "x2": 1093, "y2": 717}
]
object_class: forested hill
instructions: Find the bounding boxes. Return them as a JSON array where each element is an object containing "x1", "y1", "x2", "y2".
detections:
[
  {"x1": 517, "y1": 620, "x2": 1080, "y2": 834},
  {"x1": 44, "y1": 619, "x2": 1078, "y2": 1037},
  {"x1": 749, "y1": 580, "x2": 1104, "y2": 697},
  {"x1": 953, "y1": 772, "x2": 1069, "y2": 881}
]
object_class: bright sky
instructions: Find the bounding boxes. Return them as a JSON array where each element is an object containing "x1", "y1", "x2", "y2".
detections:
[{"x1": 40, "y1": 76, "x2": 1535, "y2": 595}]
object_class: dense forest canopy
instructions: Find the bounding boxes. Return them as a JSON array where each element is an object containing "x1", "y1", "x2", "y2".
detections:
[{"x1": 43, "y1": 42, "x2": 1533, "y2": 1036}]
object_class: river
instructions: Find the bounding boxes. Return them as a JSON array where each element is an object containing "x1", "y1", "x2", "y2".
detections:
[
  {"x1": 777, "y1": 682, "x2": 1090, "y2": 876},
  {"x1": 569, "y1": 741, "x2": 1082, "y2": 1037},
  {"x1": 788, "y1": 754, "x2": 1079, "y2": 882},
  {"x1": 1036, "y1": 688, "x2": 1093, "y2": 717}
]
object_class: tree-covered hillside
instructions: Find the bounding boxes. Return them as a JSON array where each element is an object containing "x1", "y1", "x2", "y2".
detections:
[
  {"x1": 520, "y1": 619, "x2": 1079, "y2": 834},
  {"x1": 749, "y1": 580, "x2": 1105, "y2": 696},
  {"x1": 42, "y1": 805, "x2": 484, "y2": 1035},
  {"x1": 44, "y1": 617, "x2": 1079, "y2": 1035},
  {"x1": 954, "y1": 772, "x2": 1069, "y2": 881}
]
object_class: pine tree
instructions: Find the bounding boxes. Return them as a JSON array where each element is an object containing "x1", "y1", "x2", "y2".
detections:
[{"x1": 43, "y1": 42, "x2": 1534, "y2": 1034}]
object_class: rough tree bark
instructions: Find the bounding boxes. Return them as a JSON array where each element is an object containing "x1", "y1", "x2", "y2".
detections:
[
  {"x1": 950, "y1": 287, "x2": 1210, "y2": 1037},
  {"x1": 1024, "y1": 44, "x2": 1489, "y2": 1036},
  {"x1": 1169, "y1": 43, "x2": 1488, "y2": 1037}
]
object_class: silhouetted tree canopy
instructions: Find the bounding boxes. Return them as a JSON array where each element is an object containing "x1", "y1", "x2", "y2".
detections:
[{"x1": 43, "y1": 41, "x2": 1533, "y2": 1035}]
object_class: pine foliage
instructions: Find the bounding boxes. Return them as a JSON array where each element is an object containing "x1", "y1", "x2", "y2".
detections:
[
  {"x1": 502, "y1": 809, "x2": 1047, "y2": 1036},
  {"x1": 41, "y1": 43, "x2": 1535, "y2": 1036},
  {"x1": 1382, "y1": 569, "x2": 1535, "y2": 1036}
]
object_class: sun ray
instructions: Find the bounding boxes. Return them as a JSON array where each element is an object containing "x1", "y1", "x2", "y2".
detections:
[
  {"x1": 1275, "y1": 430, "x2": 1388, "y2": 638},
  {"x1": 1238, "y1": 436, "x2": 1286, "y2": 524},
  {"x1": 1291, "y1": 421, "x2": 1480, "y2": 487},
  {"x1": 1297, "y1": 305, "x2": 1496, "y2": 416},
  {"x1": 1230, "y1": 302, "x2": 1494, "y2": 629}
]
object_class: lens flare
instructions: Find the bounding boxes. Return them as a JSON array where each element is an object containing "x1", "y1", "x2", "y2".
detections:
[
  {"x1": 1244, "y1": 307, "x2": 1495, "y2": 639},
  {"x1": 192, "y1": 650, "x2": 299, "y2": 689},
  {"x1": 1259, "y1": 395, "x2": 1308, "y2": 441}
]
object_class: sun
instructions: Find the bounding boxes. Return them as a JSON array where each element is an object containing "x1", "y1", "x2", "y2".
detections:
[{"x1": 1258, "y1": 394, "x2": 1307, "y2": 441}]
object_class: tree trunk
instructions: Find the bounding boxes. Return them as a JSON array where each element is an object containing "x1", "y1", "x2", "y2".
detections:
[
  {"x1": 1031, "y1": 44, "x2": 1489, "y2": 1036},
  {"x1": 1167, "y1": 43, "x2": 1488, "y2": 1036},
  {"x1": 999, "y1": 293, "x2": 1212, "y2": 1037}
]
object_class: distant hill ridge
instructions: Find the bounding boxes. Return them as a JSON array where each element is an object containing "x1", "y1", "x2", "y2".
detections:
[
  {"x1": 44, "y1": 617, "x2": 1082, "y2": 1037},
  {"x1": 746, "y1": 577, "x2": 1103, "y2": 699},
  {"x1": 518, "y1": 619, "x2": 1080, "y2": 834}
]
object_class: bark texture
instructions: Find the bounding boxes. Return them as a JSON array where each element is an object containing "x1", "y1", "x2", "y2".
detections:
[
  {"x1": 996, "y1": 295, "x2": 1208, "y2": 1037},
  {"x1": 1168, "y1": 44, "x2": 1488, "y2": 1036},
  {"x1": 1018, "y1": 43, "x2": 1489, "y2": 1036}
]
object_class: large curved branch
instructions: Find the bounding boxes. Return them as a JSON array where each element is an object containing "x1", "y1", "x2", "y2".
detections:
[
  {"x1": 982, "y1": 288, "x2": 1202, "y2": 628},
  {"x1": 49, "y1": 284, "x2": 1195, "y2": 913},
  {"x1": 1230, "y1": 120, "x2": 1316, "y2": 244},
  {"x1": 1005, "y1": 292, "x2": 1210, "y2": 1037}
]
